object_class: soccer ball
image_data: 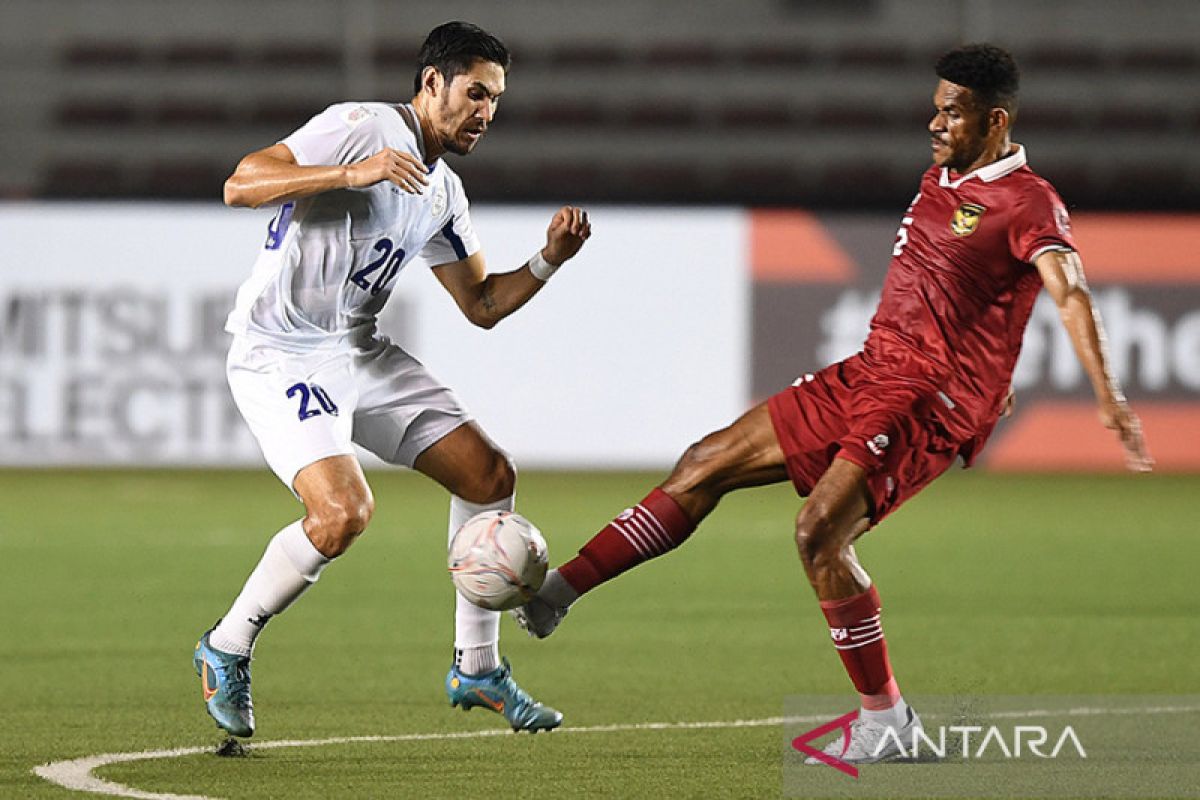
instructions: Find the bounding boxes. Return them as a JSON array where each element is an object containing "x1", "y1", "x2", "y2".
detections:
[{"x1": 448, "y1": 511, "x2": 549, "y2": 611}]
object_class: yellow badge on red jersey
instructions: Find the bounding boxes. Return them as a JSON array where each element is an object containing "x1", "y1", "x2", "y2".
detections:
[{"x1": 950, "y1": 202, "x2": 986, "y2": 237}]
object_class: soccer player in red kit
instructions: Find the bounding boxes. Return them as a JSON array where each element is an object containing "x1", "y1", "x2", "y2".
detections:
[{"x1": 512, "y1": 43, "x2": 1153, "y2": 762}]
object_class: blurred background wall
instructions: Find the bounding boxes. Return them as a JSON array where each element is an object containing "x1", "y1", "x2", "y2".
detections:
[
  {"x1": 2, "y1": 0, "x2": 1198, "y2": 208},
  {"x1": 1, "y1": 0, "x2": 1197, "y2": 471}
]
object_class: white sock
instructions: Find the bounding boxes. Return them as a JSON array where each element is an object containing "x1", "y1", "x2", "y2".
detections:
[
  {"x1": 538, "y1": 569, "x2": 579, "y2": 608},
  {"x1": 455, "y1": 644, "x2": 500, "y2": 676},
  {"x1": 449, "y1": 494, "x2": 512, "y2": 674},
  {"x1": 860, "y1": 697, "x2": 911, "y2": 729},
  {"x1": 210, "y1": 520, "x2": 330, "y2": 656}
]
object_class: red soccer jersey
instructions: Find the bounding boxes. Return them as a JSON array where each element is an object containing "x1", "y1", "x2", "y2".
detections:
[{"x1": 864, "y1": 145, "x2": 1075, "y2": 447}]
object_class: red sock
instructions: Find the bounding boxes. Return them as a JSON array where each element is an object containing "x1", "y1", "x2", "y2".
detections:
[
  {"x1": 558, "y1": 488, "x2": 696, "y2": 595},
  {"x1": 819, "y1": 585, "x2": 902, "y2": 710}
]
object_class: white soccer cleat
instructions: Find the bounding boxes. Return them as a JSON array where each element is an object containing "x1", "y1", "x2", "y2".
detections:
[
  {"x1": 805, "y1": 705, "x2": 923, "y2": 765},
  {"x1": 509, "y1": 594, "x2": 569, "y2": 639}
]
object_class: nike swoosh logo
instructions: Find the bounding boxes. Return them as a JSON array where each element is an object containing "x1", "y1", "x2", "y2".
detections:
[
  {"x1": 202, "y1": 663, "x2": 219, "y2": 702},
  {"x1": 472, "y1": 689, "x2": 504, "y2": 713}
]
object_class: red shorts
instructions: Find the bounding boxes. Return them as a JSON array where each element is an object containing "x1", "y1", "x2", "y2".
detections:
[{"x1": 767, "y1": 354, "x2": 964, "y2": 523}]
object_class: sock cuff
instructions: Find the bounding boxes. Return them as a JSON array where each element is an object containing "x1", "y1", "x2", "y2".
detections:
[
  {"x1": 860, "y1": 677, "x2": 902, "y2": 711},
  {"x1": 642, "y1": 488, "x2": 695, "y2": 537},
  {"x1": 819, "y1": 584, "x2": 881, "y2": 626},
  {"x1": 278, "y1": 520, "x2": 330, "y2": 581},
  {"x1": 451, "y1": 494, "x2": 516, "y2": 516},
  {"x1": 559, "y1": 554, "x2": 605, "y2": 595}
]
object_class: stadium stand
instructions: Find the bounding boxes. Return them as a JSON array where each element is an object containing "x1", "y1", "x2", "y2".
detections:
[{"x1": 2, "y1": 0, "x2": 1197, "y2": 207}]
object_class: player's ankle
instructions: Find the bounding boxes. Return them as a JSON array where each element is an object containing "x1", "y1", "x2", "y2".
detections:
[
  {"x1": 455, "y1": 643, "x2": 500, "y2": 676},
  {"x1": 860, "y1": 694, "x2": 909, "y2": 728},
  {"x1": 538, "y1": 569, "x2": 579, "y2": 608}
]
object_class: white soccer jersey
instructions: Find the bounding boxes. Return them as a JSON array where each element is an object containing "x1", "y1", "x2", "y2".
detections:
[{"x1": 225, "y1": 102, "x2": 481, "y2": 351}]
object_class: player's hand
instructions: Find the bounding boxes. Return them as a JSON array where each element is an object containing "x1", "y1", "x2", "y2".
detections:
[
  {"x1": 542, "y1": 206, "x2": 591, "y2": 266},
  {"x1": 1001, "y1": 385, "x2": 1016, "y2": 418},
  {"x1": 346, "y1": 148, "x2": 429, "y2": 194},
  {"x1": 1100, "y1": 398, "x2": 1153, "y2": 473}
]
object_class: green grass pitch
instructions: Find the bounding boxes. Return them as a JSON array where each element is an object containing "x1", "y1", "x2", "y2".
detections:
[{"x1": 2, "y1": 468, "x2": 1196, "y2": 798}]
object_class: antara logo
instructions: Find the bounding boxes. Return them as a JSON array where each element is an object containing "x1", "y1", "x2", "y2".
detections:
[
  {"x1": 792, "y1": 711, "x2": 1088, "y2": 780},
  {"x1": 875, "y1": 724, "x2": 1087, "y2": 761}
]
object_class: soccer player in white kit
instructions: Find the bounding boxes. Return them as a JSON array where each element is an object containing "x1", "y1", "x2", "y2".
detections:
[{"x1": 192, "y1": 22, "x2": 591, "y2": 738}]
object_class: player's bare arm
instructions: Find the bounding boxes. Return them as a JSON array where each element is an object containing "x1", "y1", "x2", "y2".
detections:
[
  {"x1": 431, "y1": 206, "x2": 591, "y2": 329},
  {"x1": 223, "y1": 142, "x2": 429, "y2": 209},
  {"x1": 1034, "y1": 248, "x2": 1153, "y2": 471}
]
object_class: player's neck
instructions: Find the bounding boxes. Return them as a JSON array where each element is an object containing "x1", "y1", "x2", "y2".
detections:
[
  {"x1": 955, "y1": 138, "x2": 1015, "y2": 178},
  {"x1": 409, "y1": 97, "x2": 445, "y2": 163}
]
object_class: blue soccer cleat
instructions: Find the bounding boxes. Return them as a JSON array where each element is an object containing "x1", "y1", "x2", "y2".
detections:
[
  {"x1": 193, "y1": 628, "x2": 255, "y2": 738},
  {"x1": 445, "y1": 658, "x2": 563, "y2": 733}
]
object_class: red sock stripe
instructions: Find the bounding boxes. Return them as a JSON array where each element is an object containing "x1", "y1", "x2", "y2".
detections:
[{"x1": 818, "y1": 585, "x2": 896, "y2": 697}]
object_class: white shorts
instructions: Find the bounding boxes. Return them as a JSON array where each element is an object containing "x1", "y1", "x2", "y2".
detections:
[{"x1": 227, "y1": 336, "x2": 471, "y2": 490}]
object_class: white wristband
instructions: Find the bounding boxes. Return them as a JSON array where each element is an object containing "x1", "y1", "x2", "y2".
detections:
[{"x1": 528, "y1": 251, "x2": 560, "y2": 282}]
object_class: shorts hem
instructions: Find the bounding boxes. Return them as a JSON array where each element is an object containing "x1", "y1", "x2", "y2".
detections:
[{"x1": 279, "y1": 445, "x2": 358, "y2": 497}]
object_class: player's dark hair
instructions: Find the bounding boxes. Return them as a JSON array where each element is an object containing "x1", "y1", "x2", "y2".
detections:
[
  {"x1": 413, "y1": 21, "x2": 510, "y2": 95},
  {"x1": 935, "y1": 43, "x2": 1020, "y2": 116}
]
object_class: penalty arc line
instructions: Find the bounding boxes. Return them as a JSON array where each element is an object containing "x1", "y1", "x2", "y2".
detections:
[{"x1": 33, "y1": 705, "x2": 1200, "y2": 800}]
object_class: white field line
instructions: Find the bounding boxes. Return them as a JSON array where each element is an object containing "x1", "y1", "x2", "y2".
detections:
[{"x1": 33, "y1": 706, "x2": 1200, "y2": 800}]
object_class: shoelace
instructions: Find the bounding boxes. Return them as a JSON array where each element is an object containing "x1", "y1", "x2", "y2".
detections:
[
  {"x1": 495, "y1": 661, "x2": 538, "y2": 718},
  {"x1": 216, "y1": 658, "x2": 253, "y2": 708}
]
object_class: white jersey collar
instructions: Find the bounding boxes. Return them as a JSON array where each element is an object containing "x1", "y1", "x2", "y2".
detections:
[{"x1": 939, "y1": 144, "x2": 1026, "y2": 189}]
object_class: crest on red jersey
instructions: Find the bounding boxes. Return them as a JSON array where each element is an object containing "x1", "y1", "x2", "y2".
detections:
[{"x1": 950, "y1": 202, "x2": 986, "y2": 236}]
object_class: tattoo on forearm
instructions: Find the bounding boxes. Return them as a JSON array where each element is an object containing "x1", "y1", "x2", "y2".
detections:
[{"x1": 480, "y1": 283, "x2": 497, "y2": 314}]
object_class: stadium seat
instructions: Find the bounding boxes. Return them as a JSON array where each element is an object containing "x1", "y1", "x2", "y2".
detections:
[
  {"x1": 143, "y1": 161, "x2": 228, "y2": 198},
  {"x1": 1023, "y1": 44, "x2": 1106, "y2": 72},
  {"x1": 732, "y1": 42, "x2": 814, "y2": 67},
  {"x1": 1095, "y1": 104, "x2": 1178, "y2": 133},
  {"x1": 831, "y1": 41, "x2": 912, "y2": 69},
  {"x1": 528, "y1": 100, "x2": 608, "y2": 127},
  {"x1": 626, "y1": 100, "x2": 698, "y2": 129},
  {"x1": 162, "y1": 42, "x2": 240, "y2": 67},
  {"x1": 544, "y1": 42, "x2": 626, "y2": 68},
  {"x1": 715, "y1": 102, "x2": 795, "y2": 129},
  {"x1": 245, "y1": 100, "x2": 325, "y2": 128},
  {"x1": 253, "y1": 43, "x2": 340, "y2": 69},
  {"x1": 55, "y1": 100, "x2": 138, "y2": 128},
  {"x1": 811, "y1": 103, "x2": 892, "y2": 131},
  {"x1": 1116, "y1": 45, "x2": 1199, "y2": 72},
  {"x1": 152, "y1": 102, "x2": 234, "y2": 127},
  {"x1": 41, "y1": 160, "x2": 129, "y2": 198},
  {"x1": 61, "y1": 41, "x2": 145, "y2": 67},
  {"x1": 643, "y1": 41, "x2": 724, "y2": 68}
]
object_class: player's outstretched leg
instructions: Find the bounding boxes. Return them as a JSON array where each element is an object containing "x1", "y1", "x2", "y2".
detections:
[
  {"x1": 796, "y1": 457, "x2": 922, "y2": 764},
  {"x1": 513, "y1": 403, "x2": 788, "y2": 638}
]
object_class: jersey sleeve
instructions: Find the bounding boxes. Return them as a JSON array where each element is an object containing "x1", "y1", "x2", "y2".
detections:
[
  {"x1": 418, "y1": 176, "x2": 482, "y2": 267},
  {"x1": 1008, "y1": 180, "x2": 1077, "y2": 263},
  {"x1": 280, "y1": 103, "x2": 390, "y2": 168}
]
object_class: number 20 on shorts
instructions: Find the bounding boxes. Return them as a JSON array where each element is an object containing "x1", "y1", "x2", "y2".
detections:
[{"x1": 286, "y1": 383, "x2": 339, "y2": 421}]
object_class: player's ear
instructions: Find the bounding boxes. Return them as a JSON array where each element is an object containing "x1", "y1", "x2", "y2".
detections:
[
  {"x1": 420, "y1": 66, "x2": 443, "y2": 97},
  {"x1": 988, "y1": 106, "x2": 1010, "y2": 136}
]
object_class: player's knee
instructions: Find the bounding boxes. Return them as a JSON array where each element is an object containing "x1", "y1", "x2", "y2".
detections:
[
  {"x1": 794, "y1": 503, "x2": 839, "y2": 570},
  {"x1": 668, "y1": 434, "x2": 728, "y2": 495},
  {"x1": 305, "y1": 492, "x2": 374, "y2": 557},
  {"x1": 461, "y1": 452, "x2": 516, "y2": 504}
]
